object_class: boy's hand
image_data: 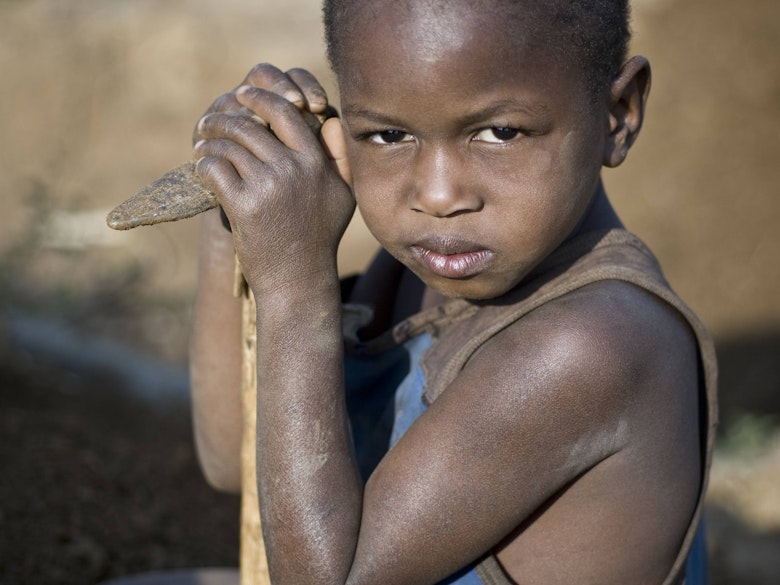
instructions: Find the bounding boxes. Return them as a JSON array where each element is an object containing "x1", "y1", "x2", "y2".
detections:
[
  {"x1": 192, "y1": 64, "x2": 354, "y2": 294},
  {"x1": 191, "y1": 64, "x2": 331, "y2": 143}
]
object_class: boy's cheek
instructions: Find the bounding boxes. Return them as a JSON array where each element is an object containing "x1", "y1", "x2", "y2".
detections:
[{"x1": 350, "y1": 162, "x2": 400, "y2": 207}]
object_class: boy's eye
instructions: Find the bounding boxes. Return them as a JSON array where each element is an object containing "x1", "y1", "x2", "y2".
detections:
[
  {"x1": 474, "y1": 127, "x2": 521, "y2": 144},
  {"x1": 368, "y1": 130, "x2": 414, "y2": 144}
]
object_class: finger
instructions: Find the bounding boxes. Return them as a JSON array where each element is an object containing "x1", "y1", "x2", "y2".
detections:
[
  {"x1": 196, "y1": 109, "x2": 268, "y2": 142},
  {"x1": 286, "y1": 68, "x2": 329, "y2": 114},
  {"x1": 194, "y1": 91, "x2": 256, "y2": 144},
  {"x1": 195, "y1": 155, "x2": 243, "y2": 202},
  {"x1": 194, "y1": 136, "x2": 268, "y2": 179},
  {"x1": 244, "y1": 62, "x2": 305, "y2": 108},
  {"x1": 197, "y1": 112, "x2": 286, "y2": 163},
  {"x1": 320, "y1": 118, "x2": 352, "y2": 186},
  {"x1": 210, "y1": 91, "x2": 251, "y2": 115},
  {"x1": 234, "y1": 87, "x2": 322, "y2": 154}
]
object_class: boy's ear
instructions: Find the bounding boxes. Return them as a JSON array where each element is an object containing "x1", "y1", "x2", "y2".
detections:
[{"x1": 603, "y1": 56, "x2": 651, "y2": 168}]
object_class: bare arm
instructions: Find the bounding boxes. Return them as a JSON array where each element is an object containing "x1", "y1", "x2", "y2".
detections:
[
  {"x1": 194, "y1": 63, "x2": 361, "y2": 581},
  {"x1": 188, "y1": 64, "x2": 335, "y2": 492},
  {"x1": 192, "y1": 64, "x2": 701, "y2": 585},
  {"x1": 189, "y1": 207, "x2": 243, "y2": 491}
]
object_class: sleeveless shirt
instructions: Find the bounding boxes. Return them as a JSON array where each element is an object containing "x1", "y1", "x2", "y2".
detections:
[{"x1": 343, "y1": 229, "x2": 718, "y2": 585}]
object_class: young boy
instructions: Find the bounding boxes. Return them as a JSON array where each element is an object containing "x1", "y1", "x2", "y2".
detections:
[{"x1": 189, "y1": 1, "x2": 717, "y2": 584}]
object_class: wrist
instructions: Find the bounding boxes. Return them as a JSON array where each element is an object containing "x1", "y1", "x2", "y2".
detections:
[
  {"x1": 254, "y1": 267, "x2": 341, "y2": 311},
  {"x1": 244, "y1": 249, "x2": 341, "y2": 299}
]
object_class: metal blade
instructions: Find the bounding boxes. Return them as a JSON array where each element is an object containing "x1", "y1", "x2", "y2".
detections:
[{"x1": 106, "y1": 161, "x2": 216, "y2": 230}]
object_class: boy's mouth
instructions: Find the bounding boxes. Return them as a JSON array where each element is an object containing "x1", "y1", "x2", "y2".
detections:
[{"x1": 410, "y1": 236, "x2": 496, "y2": 279}]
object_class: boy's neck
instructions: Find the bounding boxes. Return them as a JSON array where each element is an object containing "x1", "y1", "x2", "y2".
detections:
[{"x1": 566, "y1": 179, "x2": 623, "y2": 242}]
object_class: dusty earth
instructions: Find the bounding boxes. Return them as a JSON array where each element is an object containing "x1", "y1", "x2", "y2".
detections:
[{"x1": 1, "y1": 0, "x2": 779, "y2": 583}]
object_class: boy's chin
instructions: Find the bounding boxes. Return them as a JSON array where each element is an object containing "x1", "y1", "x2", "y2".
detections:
[{"x1": 425, "y1": 276, "x2": 517, "y2": 303}]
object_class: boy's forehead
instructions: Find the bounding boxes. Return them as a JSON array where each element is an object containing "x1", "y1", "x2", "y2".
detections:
[
  {"x1": 340, "y1": 0, "x2": 570, "y2": 76},
  {"x1": 355, "y1": 0, "x2": 555, "y2": 40},
  {"x1": 338, "y1": 0, "x2": 575, "y2": 93},
  {"x1": 362, "y1": 1, "x2": 568, "y2": 31}
]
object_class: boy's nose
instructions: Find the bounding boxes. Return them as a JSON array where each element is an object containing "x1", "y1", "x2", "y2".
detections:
[{"x1": 409, "y1": 147, "x2": 483, "y2": 218}]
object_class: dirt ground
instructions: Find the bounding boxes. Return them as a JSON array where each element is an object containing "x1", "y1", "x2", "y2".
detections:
[{"x1": 1, "y1": 0, "x2": 779, "y2": 583}]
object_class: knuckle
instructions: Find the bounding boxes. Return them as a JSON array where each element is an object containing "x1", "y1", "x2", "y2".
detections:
[
  {"x1": 195, "y1": 155, "x2": 219, "y2": 180},
  {"x1": 241, "y1": 94, "x2": 288, "y2": 126},
  {"x1": 247, "y1": 62, "x2": 281, "y2": 85},
  {"x1": 207, "y1": 139, "x2": 231, "y2": 159},
  {"x1": 223, "y1": 114, "x2": 253, "y2": 137},
  {"x1": 213, "y1": 92, "x2": 238, "y2": 112},
  {"x1": 266, "y1": 94, "x2": 296, "y2": 117},
  {"x1": 275, "y1": 156, "x2": 299, "y2": 183},
  {"x1": 285, "y1": 67, "x2": 310, "y2": 79},
  {"x1": 269, "y1": 76, "x2": 294, "y2": 92}
]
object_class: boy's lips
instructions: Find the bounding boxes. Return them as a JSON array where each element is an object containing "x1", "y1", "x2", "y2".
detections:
[{"x1": 410, "y1": 236, "x2": 496, "y2": 279}]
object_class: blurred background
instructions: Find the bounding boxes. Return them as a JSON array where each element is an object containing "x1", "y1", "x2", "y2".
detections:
[{"x1": 0, "y1": 0, "x2": 778, "y2": 583}]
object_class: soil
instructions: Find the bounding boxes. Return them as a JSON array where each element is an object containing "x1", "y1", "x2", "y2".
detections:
[
  {"x1": 1, "y1": 0, "x2": 779, "y2": 583},
  {"x1": 0, "y1": 349, "x2": 240, "y2": 585}
]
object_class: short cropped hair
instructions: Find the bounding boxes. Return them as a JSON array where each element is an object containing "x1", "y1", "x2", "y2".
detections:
[{"x1": 322, "y1": 0, "x2": 631, "y2": 96}]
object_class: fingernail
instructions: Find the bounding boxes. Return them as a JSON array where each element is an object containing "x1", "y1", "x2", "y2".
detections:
[
  {"x1": 236, "y1": 85, "x2": 252, "y2": 95},
  {"x1": 194, "y1": 139, "x2": 206, "y2": 150},
  {"x1": 310, "y1": 89, "x2": 327, "y2": 103}
]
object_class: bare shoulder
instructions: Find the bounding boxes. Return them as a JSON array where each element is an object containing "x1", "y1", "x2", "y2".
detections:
[
  {"x1": 465, "y1": 279, "x2": 703, "y2": 583},
  {"x1": 463, "y1": 277, "x2": 702, "y2": 477},
  {"x1": 352, "y1": 280, "x2": 703, "y2": 584},
  {"x1": 472, "y1": 278, "x2": 699, "y2": 410}
]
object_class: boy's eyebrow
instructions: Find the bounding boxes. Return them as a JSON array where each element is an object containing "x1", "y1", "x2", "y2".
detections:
[
  {"x1": 458, "y1": 99, "x2": 551, "y2": 125},
  {"x1": 342, "y1": 98, "x2": 550, "y2": 126},
  {"x1": 340, "y1": 107, "x2": 405, "y2": 126}
]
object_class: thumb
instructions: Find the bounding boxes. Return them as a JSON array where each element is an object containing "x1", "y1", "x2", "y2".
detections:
[{"x1": 320, "y1": 117, "x2": 353, "y2": 187}]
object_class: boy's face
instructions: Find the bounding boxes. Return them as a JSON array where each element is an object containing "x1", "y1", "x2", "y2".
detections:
[{"x1": 338, "y1": 1, "x2": 610, "y2": 300}]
